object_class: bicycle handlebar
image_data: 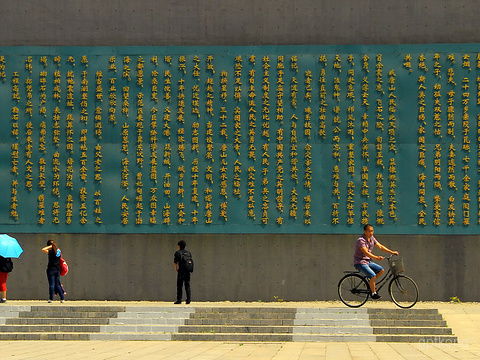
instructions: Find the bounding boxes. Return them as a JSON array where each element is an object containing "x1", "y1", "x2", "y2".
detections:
[{"x1": 374, "y1": 254, "x2": 397, "y2": 261}]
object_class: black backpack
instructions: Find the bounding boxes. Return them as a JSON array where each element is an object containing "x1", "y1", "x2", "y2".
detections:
[
  {"x1": 180, "y1": 250, "x2": 194, "y2": 273},
  {"x1": 0, "y1": 257, "x2": 13, "y2": 273}
]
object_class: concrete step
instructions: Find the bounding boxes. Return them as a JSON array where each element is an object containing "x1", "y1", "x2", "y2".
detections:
[
  {"x1": 375, "y1": 334, "x2": 459, "y2": 343},
  {"x1": 367, "y1": 308, "x2": 443, "y2": 320},
  {"x1": 0, "y1": 332, "x2": 91, "y2": 340},
  {"x1": 372, "y1": 326, "x2": 453, "y2": 335},
  {"x1": 26, "y1": 305, "x2": 127, "y2": 313},
  {"x1": 171, "y1": 333, "x2": 391, "y2": 342},
  {"x1": 367, "y1": 308, "x2": 441, "y2": 314},
  {"x1": 292, "y1": 334, "x2": 459, "y2": 342},
  {"x1": 172, "y1": 332, "x2": 294, "y2": 341},
  {"x1": 190, "y1": 313, "x2": 296, "y2": 320},
  {"x1": 0, "y1": 324, "x2": 102, "y2": 332},
  {"x1": 0, "y1": 331, "x2": 174, "y2": 341},
  {"x1": 293, "y1": 325, "x2": 373, "y2": 335},
  {"x1": 18, "y1": 311, "x2": 121, "y2": 319},
  {"x1": 370, "y1": 319, "x2": 448, "y2": 327},
  {"x1": 115, "y1": 308, "x2": 194, "y2": 320},
  {"x1": 185, "y1": 318, "x2": 294, "y2": 326},
  {"x1": 110, "y1": 317, "x2": 190, "y2": 325},
  {"x1": 292, "y1": 334, "x2": 377, "y2": 342},
  {"x1": 6, "y1": 318, "x2": 111, "y2": 325},
  {"x1": 188, "y1": 313, "x2": 296, "y2": 320},
  {"x1": 90, "y1": 333, "x2": 173, "y2": 340},
  {"x1": 368, "y1": 313, "x2": 444, "y2": 320},
  {"x1": 295, "y1": 319, "x2": 371, "y2": 326},
  {"x1": 294, "y1": 308, "x2": 370, "y2": 327},
  {"x1": 0, "y1": 324, "x2": 182, "y2": 333},
  {"x1": 178, "y1": 325, "x2": 294, "y2": 334},
  {"x1": 193, "y1": 307, "x2": 297, "y2": 313},
  {"x1": 98, "y1": 325, "x2": 179, "y2": 333}
]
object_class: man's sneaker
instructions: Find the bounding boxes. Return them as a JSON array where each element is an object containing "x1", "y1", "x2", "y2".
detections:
[
  {"x1": 371, "y1": 292, "x2": 382, "y2": 300},
  {"x1": 174, "y1": 301, "x2": 182, "y2": 304}
]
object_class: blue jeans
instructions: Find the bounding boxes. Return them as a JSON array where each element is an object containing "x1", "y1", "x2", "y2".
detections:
[
  {"x1": 354, "y1": 262, "x2": 383, "y2": 280},
  {"x1": 46, "y1": 268, "x2": 64, "y2": 301}
]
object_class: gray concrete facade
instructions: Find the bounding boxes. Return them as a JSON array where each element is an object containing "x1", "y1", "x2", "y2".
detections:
[
  {"x1": 6, "y1": 233, "x2": 478, "y2": 302},
  {"x1": 0, "y1": 1, "x2": 479, "y2": 46}
]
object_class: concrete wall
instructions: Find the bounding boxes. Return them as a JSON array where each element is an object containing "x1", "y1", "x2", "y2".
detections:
[
  {"x1": 0, "y1": 0, "x2": 479, "y2": 46},
  {"x1": 6, "y1": 233, "x2": 479, "y2": 302}
]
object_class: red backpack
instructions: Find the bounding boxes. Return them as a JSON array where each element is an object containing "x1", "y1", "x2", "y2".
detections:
[{"x1": 60, "y1": 256, "x2": 69, "y2": 276}]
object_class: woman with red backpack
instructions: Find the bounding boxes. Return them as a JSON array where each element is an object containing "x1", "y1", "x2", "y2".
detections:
[{"x1": 42, "y1": 240, "x2": 66, "y2": 303}]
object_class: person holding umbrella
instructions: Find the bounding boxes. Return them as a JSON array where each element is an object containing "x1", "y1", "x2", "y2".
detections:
[
  {"x1": 0, "y1": 256, "x2": 13, "y2": 303},
  {"x1": 0, "y1": 234, "x2": 23, "y2": 303}
]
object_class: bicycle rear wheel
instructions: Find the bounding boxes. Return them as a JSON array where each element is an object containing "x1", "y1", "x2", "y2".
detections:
[
  {"x1": 338, "y1": 273, "x2": 369, "y2": 307},
  {"x1": 388, "y1": 274, "x2": 419, "y2": 308}
]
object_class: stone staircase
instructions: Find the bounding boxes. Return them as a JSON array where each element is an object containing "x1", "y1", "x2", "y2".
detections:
[
  {"x1": 0, "y1": 305, "x2": 457, "y2": 342},
  {"x1": 173, "y1": 307, "x2": 296, "y2": 341},
  {"x1": 0, "y1": 306, "x2": 194, "y2": 340}
]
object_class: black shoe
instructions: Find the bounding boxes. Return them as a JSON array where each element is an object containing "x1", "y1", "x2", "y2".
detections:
[
  {"x1": 371, "y1": 293, "x2": 382, "y2": 300},
  {"x1": 0, "y1": 299, "x2": 6, "y2": 303},
  {"x1": 174, "y1": 301, "x2": 182, "y2": 304},
  {"x1": 186, "y1": 300, "x2": 191, "y2": 304}
]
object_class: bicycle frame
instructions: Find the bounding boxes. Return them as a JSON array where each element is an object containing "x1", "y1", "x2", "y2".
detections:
[
  {"x1": 372, "y1": 266, "x2": 393, "y2": 293},
  {"x1": 353, "y1": 255, "x2": 399, "y2": 294}
]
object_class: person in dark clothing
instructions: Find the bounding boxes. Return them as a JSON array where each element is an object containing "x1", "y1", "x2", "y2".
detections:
[
  {"x1": 174, "y1": 240, "x2": 193, "y2": 304},
  {"x1": 0, "y1": 256, "x2": 13, "y2": 303},
  {"x1": 42, "y1": 240, "x2": 65, "y2": 303}
]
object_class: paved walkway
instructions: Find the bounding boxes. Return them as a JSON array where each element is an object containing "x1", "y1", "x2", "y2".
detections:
[{"x1": 1, "y1": 300, "x2": 480, "y2": 359}]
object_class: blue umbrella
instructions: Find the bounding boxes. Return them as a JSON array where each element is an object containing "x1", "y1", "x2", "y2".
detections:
[{"x1": 0, "y1": 234, "x2": 23, "y2": 258}]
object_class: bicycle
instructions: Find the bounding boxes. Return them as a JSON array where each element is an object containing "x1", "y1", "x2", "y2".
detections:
[{"x1": 337, "y1": 255, "x2": 419, "y2": 309}]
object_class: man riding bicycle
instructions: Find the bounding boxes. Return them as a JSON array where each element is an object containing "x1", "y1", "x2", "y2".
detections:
[{"x1": 353, "y1": 224, "x2": 399, "y2": 299}]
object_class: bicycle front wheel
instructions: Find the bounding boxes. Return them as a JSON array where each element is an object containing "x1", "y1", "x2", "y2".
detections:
[
  {"x1": 388, "y1": 274, "x2": 419, "y2": 308},
  {"x1": 338, "y1": 273, "x2": 369, "y2": 308}
]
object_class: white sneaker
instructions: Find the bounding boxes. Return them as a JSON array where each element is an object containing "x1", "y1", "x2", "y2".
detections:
[
  {"x1": 60, "y1": 300, "x2": 65, "y2": 303},
  {"x1": 48, "y1": 300, "x2": 53, "y2": 303}
]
